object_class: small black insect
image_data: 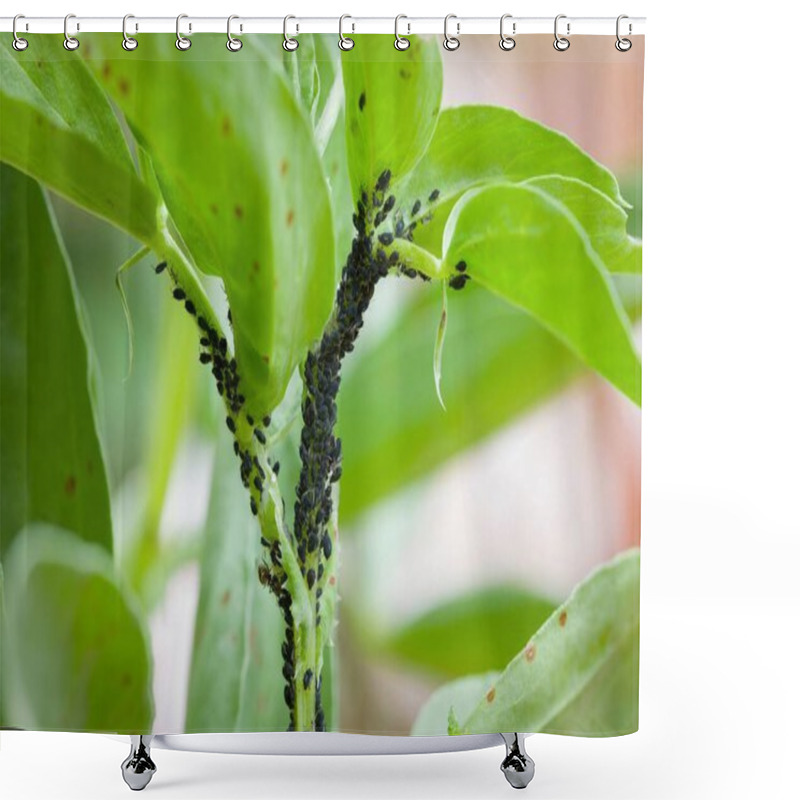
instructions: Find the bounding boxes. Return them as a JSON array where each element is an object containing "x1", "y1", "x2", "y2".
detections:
[
  {"x1": 226, "y1": 416, "x2": 236, "y2": 433},
  {"x1": 155, "y1": 261, "x2": 167, "y2": 274},
  {"x1": 411, "y1": 199, "x2": 422, "y2": 216},
  {"x1": 383, "y1": 195, "x2": 395, "y2": 213},
  {"x1": 185, "y1": 300, "x2": 196, "y2": 315},
  {"x1": 261, "y1": 536, "x2": 270, "y2": 548},
  {"x1": 448, "y1": 273, "x2": 470, "y2": 290},
  {"x1": 200, "y1": 337, "x2": 210, "y2": 347},
  {"x1": 303, "y1": 670, "x2": 313, "y2": 690},
  {"x1": 322, "y1": 532, "x2": 332, "y2": 559},
  {"x1": 254, "y1": 475, "x2": 263, "y2": 492},
  {"x1": 455, "y1": 260, "x2": 467, "y2": 273},
  {"x1": 254, "y1": 428, "x2": 266, "y2": 445},
  {"x1": 246, "y1": 414, "x2": 254, "y2": 426},
  {"x1": 378, "y1": 232, "x2": 394, "y2": 246},
  {"x1": 257, "y1": 562, "x2": 270, "y2": 587},
  {"x1": 263, "y1": 415, "x2": 271, "y2": 428},
  {"x1": 198, "y1": 316, "x2": 209, "y2": 332},
  {"x1": 199, "y1": 352, "x2": 212, "y2": 365},
  {"x1": 306, "y1": 569, "x2": 316, "y2": 589},
  {"x1": 172, "y1": 287, "x2": 186, "y2": 301},
  {"x1": 250, "y1": 497, "x2": 258, "y2": 516},
  {"x1": 358, "y1": 91, "x2": 366, "y2": 111},
  {"x1": 376, "y1": 169, "x2": 391, "y2": 192},
  {"x1": 429, "y1": 189, "x2": 440, "y2": 202},
  {"x1": 272, "y1": 460, "x2": 281, "y2": 476}
]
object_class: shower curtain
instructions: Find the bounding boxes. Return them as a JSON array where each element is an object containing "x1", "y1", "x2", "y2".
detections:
[{"x1": 0, "y1": 30, "x2": 643, "y2": 739}]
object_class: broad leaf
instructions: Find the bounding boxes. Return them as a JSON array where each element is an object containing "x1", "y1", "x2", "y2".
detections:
[
  {"x1": 86, "y1": 34, "x2": 336, "y2": 416},
  {"x1": 396, "y1": 105, "x2": 629, "y2": 258},
  {"x1": 338, "y1": 287, "x2": 583, "y2": 522},
  {"x1": 381, "y1": 585, "x2": 557, "y2": 679},
  {"x1": 185, "y1": 423, "x2": 289, "y2": 733},
  {"x1": 1, "y1": 524, "x2": 154, "y2": 732},
  {"x1": 0, "y1": 41, "x2": 157, "y2": 243},
  {"x1": 526, "y1": 176, "x2": 642, "y2": 274},
  {"x1": 411, "y1": 673, "x2": 498, "y2": 736},
  {"x1": 0, "y1": 165, "x2": 113, "y2": 561},
  {"x1": 413, "y1": 549, "x2": 640, "y2": 736},
  {"x1": 442, "y1": 183, "x2": 641, "y2": 405},
  {"x1": 342, "y1": 35, "x2": 442, "y2": 200}
]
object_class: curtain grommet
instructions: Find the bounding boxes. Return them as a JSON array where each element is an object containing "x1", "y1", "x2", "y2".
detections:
[
  {"x1": 615, "y1": 15, "x2": 632, "y2": 51},
  {"x1": 499, "y1": 14, "x2": 516, "y2": 51},
  {"x1": 63, "y1": 13, "x2": 79, "y2": 51},
  {"x1": 12, "y1": 14, "x2": 28, "y2": 51},
  {"x1": 394, "y1": 15, "x2": 410, "y2": 50},
  {"x1": 175, "y1": 13, "x2": 191, "y2": 50},
  {"x1": 553, "y1": 14, "x2": 570, "y2": 51},
  {"x1": 443, "y1": 14, "x2": 460, "y2": 51}
]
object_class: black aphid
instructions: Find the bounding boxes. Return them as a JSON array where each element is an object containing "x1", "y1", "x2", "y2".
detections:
[
  {"x1": 172, "y1": 288, "x2": 186, "y2": 301},
  {"x1": 383, "y1": 195, "x2": 395, "y2": 213},
  {"x1": 377, "y1": 169, "x2": 391, "y2": 192},
  {"x1": 185, "y1": 300, "x2": 196, "y2": 315},
  {"x1": 358, "y1": 91, "x2": 366, "y2": 111},
  {"x1": 378, "y1": 232, "x2": 394, "y2": 246},
  {"x1": 455, "y1": 260, "x2": 467, "y2": 273},
  {"x1": 250, "y1": 497, "x2": 258, "y2": 516},
  {"x1": 199, "y1": 352, "x2": 212, "y2": 365},
  {"x1": 429, "y1": 189, "x2": 440, "y2": 202},
  {"x1": 254, "y1": 428, "x2": 266, "y2": 445},
  {"x1": 155, "y1": 261, "x2": 167, "y2": 274},
  {"x1": 322, "y1": 532, "x2": 332, "y2": 559},
  {"x1": 198, "y1": 316, "x2": 209, "y2": 332},
  {"x1": 273, "y1": 460, "x2": 280, "y2": 476},
  {"x1": 411, "y1": 199, "x2": 422, "y2": 216},
  {"x1": 449, "y1": 273, "x2": 470, "y2": 290},
  {"x1": 200, "y1": 337, "x2": 210, "y2": 347},
  {"x1": 395, "y1": 220, "x2": 405, "y2": 236},
  {"x1": 263, "y1": 415, "x2": 271, "y2": 427},
  {"x1": 303, "y1": 670, "x2": 313, "y2": 690},
  {"x1": 306, "y1": 569, "x2": 316, "y2": 589},
  {"x1": 247, "y1": 414, "x2": 254, "y2": 426},
  {"x1": 226, "y1": 416, "x2": 236, "y2": 433}
]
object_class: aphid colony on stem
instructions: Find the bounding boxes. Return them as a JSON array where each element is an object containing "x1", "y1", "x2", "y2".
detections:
[{"x1": 149, "y1": 168, "x2": 470, "y2": 731}]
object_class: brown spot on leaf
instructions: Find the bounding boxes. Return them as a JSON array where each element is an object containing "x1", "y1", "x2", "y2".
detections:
[
  {"x1": 486, "y1": 687, "x2": 496, "y2": 703},
  {"x1": 261, "y1": 354, "x2": 270, "y2": 365},
  {"x1": 234, "y1": 205, "x2": 243, "y2": 219},
  {"x1": 399, "y1": 68, "x2": 411, "y2": 80},
  {"x1": 331, "y1": 162, "x2": 339, "y2": 176},
  {"x1": 118, "y1": 77, "x2": 130, "y2": 97},
  {"x1": 221, "y1": 590, "x2": 230, "y2": 606},
  {"x1": 286, "y1": 209, "x2": 295, "y2": 227},
  {"x1": 252, "y1": 260, "x2": 260, "y2": 273},
  {"x1": 121, "y1": 673, "x2": 132, "y2": 687},
  {"x1": 210, "y1": 203, "x2": 218, "y2": 215},
  {"x1": 525, "y1": 644, "x2": 537, "y2": 662},
  {"x1": 221, "y1": 116, "x2": 232, "y2": 136},
  {"x1": 559, "y1": 610, "x2": 568, "y2": 627},
  {"x1": 102, "y1": 62, "x2": 112, "y2": 80},
  {"x1": 280, "y1": 159, "x2": 289, "y2": 176},
  {"x1": 65, "y1": 475, "x2": 76, "y2": 496}
]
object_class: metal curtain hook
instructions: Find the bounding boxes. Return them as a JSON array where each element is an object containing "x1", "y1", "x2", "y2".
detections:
[
  {"x1": 283, "y1": 15, "x2": 298, "y2": 51},
  {"x1": 12, "y1": 14, "x2": 28, "y2": 51},
  {"x1": 553, "y1": 14, "x2": 570, "y2": 51},
  {"x1": 64, "y1": 13, "x2": 79, "y2": 51},
  {"x1": 615, "y1": 14, "x2": 632, "y2": 51},
  {"x1": 443, "y1": 14, "x2": 460, "y2": 51},
  {"x1": 339, "y1": 14, "x2": 354, "y2": 50},
  {"x1": 394, "y1": 15, "x2": 410, "y2": 50},
  {"x1": 176, "y1": 14, "x2": 191, "y2": 50},
  {"x1": 499, "y1": 14, "x2": 515, "y2": 51},
  {"x1": 122, "y1": 14, "x2": 138, "y2": 51},
  {"x1": 227, "y1": 15, "x2": 242, "y2": 51}
]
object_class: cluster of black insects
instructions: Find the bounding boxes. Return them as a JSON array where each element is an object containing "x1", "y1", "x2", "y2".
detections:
[{"x1": 152, "y1": 168, "x2": 470, "y2": 732}]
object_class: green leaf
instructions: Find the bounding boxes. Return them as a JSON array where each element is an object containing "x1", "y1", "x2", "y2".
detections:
[
  {"x1": 442, "y1": 183, "x2": 641, "y2": 405},
  {"x1": 1, "y1": 524, "x2": 154, "y2": 732},
  {"x1": 0, "y1": 165, "x2": 113, "y2": 561},
  {"x1": 86, "y1": 34, "x2": 336, "y2": 417},
  {"x1": 185, "y1": 423, "x2": 289, "y2": 733},
  {"x1": 338, "y1": 287, "x2": 582, "y2": 522},
  {"x1": 414, "y1": 549, "x2": 640, "y2": 736},
  {"x1": 412, "y1": 673, "x2": 498, "y2": 736},
  {"x1": 381, "y1": 585, "x2": 557, "y2": 680},
  {"x1": 0, "y1": 41, "x2": 157, "y2": 243},
  {"x1": 342, "y1": 35, "x2": 442, "y2": 200},
  {"x1": 396, "y1": 105, "x2": 629, "y2": 258},
  {"x1": 526, "y1": 176, "x2": 642, "y2": 274}
]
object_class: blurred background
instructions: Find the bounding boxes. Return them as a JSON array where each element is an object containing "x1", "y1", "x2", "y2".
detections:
[{"x1": 52, "y1": 34, "x2": 642, "y2": 735}]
